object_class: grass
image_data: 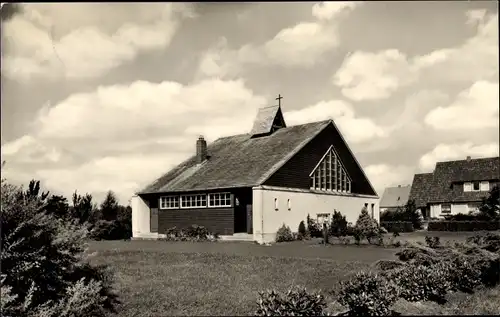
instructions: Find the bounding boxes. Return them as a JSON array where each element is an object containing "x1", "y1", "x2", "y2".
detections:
[{"x1": 87, "y1": 231, "x2": 499, "y2": 316}]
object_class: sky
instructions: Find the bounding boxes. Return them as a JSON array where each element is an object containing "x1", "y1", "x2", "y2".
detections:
[{"x1": 1, "y1": 2, "x2": 499, "y2": 204}]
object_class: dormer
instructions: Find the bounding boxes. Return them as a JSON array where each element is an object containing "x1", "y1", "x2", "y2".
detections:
[{"x1": 250, "y1": 105, "x2": 287, "y2": 138}]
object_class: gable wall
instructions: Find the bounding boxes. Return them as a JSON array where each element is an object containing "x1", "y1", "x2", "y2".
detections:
[{"x1": 263, "y1": 123, "x2": 376, "y2": 195}]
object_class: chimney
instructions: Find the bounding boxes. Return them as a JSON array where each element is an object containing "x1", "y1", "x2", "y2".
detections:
[
  {"x1": 466, "y1": 156, "x2": 471, "y2": 162},
  {"x1": 196, "y1": 136, "x2": 207, "y2": 164}
]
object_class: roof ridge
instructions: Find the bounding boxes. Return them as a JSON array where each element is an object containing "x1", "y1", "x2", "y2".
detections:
[{"x1": 437, "y1": 156, "x2": 499, "y2": 164}]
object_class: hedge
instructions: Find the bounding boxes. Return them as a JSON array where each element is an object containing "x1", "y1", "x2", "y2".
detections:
[
  {"x1": 428, "y1": 220, "x2": 500, "y2": 232},
  {"x1": 380, "y1": 221, "x2": 414, "y2": 233}
]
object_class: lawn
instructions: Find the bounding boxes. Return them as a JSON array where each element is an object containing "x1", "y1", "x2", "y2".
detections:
[{"x1": 87, "y1": 232, "x2": 499, "y2": 316}]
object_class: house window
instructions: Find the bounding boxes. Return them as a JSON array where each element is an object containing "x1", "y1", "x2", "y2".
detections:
[
  {"x1": 287, "y1": 199, "x2": 291, "y2": 210},
  {"x1": 310, "y1": 146, "x2": 351, "y2": 193},
  {"x1": 468, "y1": 202, "x2": 481, "y2": 213},
  {"x1": 208, "y1": 193, "x2": 232, "y2": 207},
  {"x1": 441, "y1": 204, "x2": 451, "y2": 214},
  {"x1": 472, "y1": 181, "x2": 480, "y2": 191},
  {"x1": 371, "y1": 203, "x2": 375, "y2": 219},
  {"x1": 180, "y1": 194, "x2": 207, "y2": 208},
  {"x1": 480, "y1": 181, "x2": 489, "y2": 191},
  {"x1": 274, "y1": 198, "x2": 279, "y2": 211},
  {"x1": 464, "y1": 182, "x2": 472, "y2": 192},
  {"x1": 160, "y1": 196, "x2": 179, "y2": 209}
]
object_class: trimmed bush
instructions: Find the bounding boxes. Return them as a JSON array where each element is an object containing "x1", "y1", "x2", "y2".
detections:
[
  {"x1": 275, "y1": 224, "x2": 294, "y2": 243},
  {"x1": 298, "y1": 220, "x2": 307, "y2": 240},
  {"x1": 255, "y1": 287, "x2": 327, "y2": 316},
  {"x1": 380, "y1": 221, "x2": 414, "y2": 233},
  {"x1": 329, "y1": 210, "x2": 348, "y2": 237},
  {"x1": 338, "y1": 271, "x2": 399, "y2": 316},
  {"x1": 160, "y1": 225, "x2": 219, "y2": 242},
  {"x1": 428, "y1": 220, "x2": 500, "y2": 231},
  {"x1": 354, "y1": 207, "x2": 381, "y2": 245}
]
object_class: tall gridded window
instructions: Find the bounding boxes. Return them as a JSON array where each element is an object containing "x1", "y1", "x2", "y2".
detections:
[
  {"x1": 310, "y1": 147, "x2": 351, "y2": 193},
  {"x1": 160, "y1": 196, "x2": 179, "y2": 209},
  {"x1": 208, "y1": 193, "x2": 232, "y2": 207},
  {"x1": 180, "y1": 194, "x2": 207, "y2": 208}
]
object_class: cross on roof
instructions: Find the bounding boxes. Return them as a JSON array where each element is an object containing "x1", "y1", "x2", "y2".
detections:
[{"x1": 276, "y1": 94, "x2": 283, "y2": 107}]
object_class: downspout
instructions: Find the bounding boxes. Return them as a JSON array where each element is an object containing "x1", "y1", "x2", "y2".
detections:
[{"x1": 261, "y1": 188, "x2": 264, "y2": 242}]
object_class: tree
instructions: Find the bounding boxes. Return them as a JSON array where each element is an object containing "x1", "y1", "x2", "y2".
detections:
[
  {"x1": 329, "y1": 210, "x2": 348, "y2": 237},
  {"x1": 479, "y1": 185, "x2": 500, "y2": 219},
  {"x1": 44, "y1": 195, "x2": 70, "y2": 220},
  {"x1": 100, "y1": 191, "x2": 119, "y2": 222},
  {"x1": 354, "y1": 206, "x2": 380, "y2": 244},
  {"x1": 1, "y1": 178, "x2": 119, "y2": 316},
  {"x1": 404, "y1": 199, "x2": 423, "y2": 230},
  {"x1": 71, "y1": 192, "x2": 96, "y2": 225}
]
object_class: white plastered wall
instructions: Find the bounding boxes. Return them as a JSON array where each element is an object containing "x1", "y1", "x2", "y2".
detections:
[
  {"x1": 252, "y1": 186, "x2": 380, "y2": 244},
  {"x1": 131, "y1": 195, "x2": 158, "y2": 239}
]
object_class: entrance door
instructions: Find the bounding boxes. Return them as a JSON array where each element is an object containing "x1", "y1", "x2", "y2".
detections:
[{"x1": 246, "y1": 204, "x2": 253, "y2": 234}]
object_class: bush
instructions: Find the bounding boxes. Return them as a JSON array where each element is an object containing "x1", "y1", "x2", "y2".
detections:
[
  {"x1": 329, "y1": 210, "x2": 348, "y2": 237},
  {"x1": 388, "y1": 262, "x2": 451, "y2": 304},
  {"x1": 380, "y1": 221, "x2": 414, "y2": 233},
  {"x1": 307, "y1": 214, "x2": 323, "y2": 238},
  {"x1": 447, "y1": 256, "x2": 482, "y2": 293},
  {"x1": 424, "y1": 236, "x2": 441, "y2": 248},
  {"x1": 354, "y1": 207, "x2": 381, "y2": 245},
  {"x1": 255, "y1": 287, "x2": 327, "y2": 316},
  {"x1": 372, "y1": 259, "x2": 406, "y2": 271},
  {"x1": 0, "y1": 179, "x2": 119, "y2": 317},
  {"x1": 338, "y1": 271, "x2": 399, "y2": 316},
  {"x1": 298, "y1": 221, "x2": 307, "y2": 240},
  {"x1": 160, "y1": 225, "x2": 219, "y2": 242},
  {"x1": 428, "y1": 220, "x2": 500, "y2": 231},
  {"x1": 380, "y1": 200, "x2": 422, "y2": 231},
  {"x1": 275, "y1": 224, "x2": 294, "y2": 243}
]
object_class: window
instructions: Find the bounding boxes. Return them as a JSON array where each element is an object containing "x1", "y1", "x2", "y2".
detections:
[
  {"x1": 287, "y1": 199, "x2": 291, "y2": 210},
  {"x1": 464, "y1": 182, "x2": 472, "y2": 192},
  {"x1": 160, "y1": 196, "x2": 179, "y2": 209},
  {"x1": 480, "y1": 181, "x2": 489, "y2": 191},
  {"x1": 472, "y1": 181, "x2": 480, "y2": 191},
  {"x1": 310, "y1": 147, "x2": 351, "y2": 193},
  {"x1": 441, "y1": 204, "x2": 451, "y2": 214},
  {"x1": 371, "y1": 203, "x2": 375, "y2": 219},
  {"x1": 180, "y1": 194, "x2": 207, "y2": 208},
  {"x1": 274, "y1": 198, "x2": 279, "y2": 211},
  {"x1": 468, "y1": 202, "x2": 481, "y2": 213},
  {"x1": 208, "y1": 193, "x2": 231, "y2": 207}
]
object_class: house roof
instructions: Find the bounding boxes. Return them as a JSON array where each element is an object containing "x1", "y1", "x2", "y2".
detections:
[
  {"x1": 408, "y1": 173, "x2": 433, "y2": 208},
  {"x1": 139, "y1": 120, "x2": 331, "y2": 194},
  {"x1": 427, "y1": 157, "x2": 500, "y2": 203},
  {"x1": 380, "y1": 185, "x2": 411, "y2": 208},
  {"x1": 249, "y1": 105, "x2": 286, "y2": 136}
]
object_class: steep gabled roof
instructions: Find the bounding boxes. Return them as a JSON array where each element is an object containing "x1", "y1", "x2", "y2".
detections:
[
  {"x1": 250, "y1": 105, "x2": 286, "y2": 136},
  {"x1": 408, "y1": 173, "x2": 433, "y2": 208},
  {"x1": 139, "y1": 120, "x2": 331, "y2": 194},
  {"x1": 427, "y1": 157, "x2": 500, "y2": 203},
  {"x1": 380, "y1": 185, "x2": 411, "y2": 208}
]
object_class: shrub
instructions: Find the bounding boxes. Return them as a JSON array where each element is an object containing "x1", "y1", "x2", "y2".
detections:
[
  {"x1": 372, "y1": 259, "x2": 406, "y2": 271},
  {"x1": 424, "y1": 236, "x2": 441, "y2": 249},
  {"x1": 329, "y1": 210, "x2": 348, "y2": 237},
  {"x1": 354, "y1": 207, "x2": 381, "y2": 244},
  {"x1": 160, "y1": 225, "x2": 219, "y2": 242},
  {"x1": 255, "y1": 287, "x2": 327, "y2": 316},
  {"x1": 0, "y1": 179, "x2": 119, "y2": 317},
  {"x1": 379, "y1": 226, "x2": 388, "y2": 234},
  {"x1": 380, "y1": 221, "x2": 414, "y2": 233},
  {"x1": 389, "y1": 262, "x2": 451, "y2": 304},
  {"x1": 338, "y1": 271, "x2": 399, "y2": 316},
  {"x1": 307, "y1": 214, "x2": 323, "y2": 238},
  {"x1": 298, "y1": 220, "x2": 307, "y2": 240},
  {"x1": 275, "y1": 224, "x2": 294, "y2": 243},
  {"x1": 380, "y1": 200, "x2": 422, "y2": 231},
  {"x1": 428, "y1": 220, "x2": 500, "y2": 231},
  {"x1": 447, "y1": 256, "x2": 482, "y2": 293}
]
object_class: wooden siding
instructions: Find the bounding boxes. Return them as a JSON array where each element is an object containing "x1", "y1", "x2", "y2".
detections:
[
  {"x1": 263, "y1": 123, "x2": 376, "y2": 195},
  {"x1": 158, "y1": 207, "x2": 234, "y2": 235}
]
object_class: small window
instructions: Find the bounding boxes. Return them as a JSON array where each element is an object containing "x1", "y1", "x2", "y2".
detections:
[
  {"x1": 480, "y1": 181, "x2": 489, "y2": 191},
  {"x1": 371, "y1": 203, "x2": 375, "y2": 219},
  {"x1": 472, "y1": 181, "x2": 480, "y2": 191},
  {"x1": 274, "y1": 198, "x2": 278, "y2": 211},
  {"x1": 468, "y1": 202, "x2": 481, "y2": 213},
  {"x1": 180, "y1": 194, "x2": 207, "y2": 208},
  {"x1": 208, "y1": 193, "x2": 231, "y2": 207},
  {"x1": 441, "y1": 204, "x2": 451, "y2": 214},
  {"x1": 287, "y1": 199, "x2": 291, "y2": 210},
  {"x1": 160, "y1": 196, "x2": 179, "y2": 209},
  {"x1": 464, "y1": 182, "x2": 472, "y2": 192}
]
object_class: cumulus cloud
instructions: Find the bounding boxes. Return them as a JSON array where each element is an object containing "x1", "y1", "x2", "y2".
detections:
[
  {"x1": 424, "y1": 80, "x2": 499, "y2": 130},
  {"x1": 364, "y1": 164, "x2": 415, "y2": 196},
  {"x1": 1, "y1": 3, "x2": 193, "y2": 81},
  {"x1": 333, "y1": 11, "x2": 498, "y2": 101},
  {"x1": 419, "y1": 142, "x2": 500, "y2": 171},
  {"x1": 333, "y1": 49, "x2": 418, "y2": 101},
  {"x1": 284, "y1": 100, "x2": 387, "y2": 144},
  {"x1": 196, "y1": 1, "x2": 362, "y2": 78}
]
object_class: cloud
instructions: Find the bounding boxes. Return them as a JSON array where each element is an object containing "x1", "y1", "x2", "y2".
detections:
[
  {"x1": 196, "y1": 2, "x2": 362, "y2": 78},
  {"x1": 333, "y1": 12, "x2": 498, "y2": 101},
  {"x1": 332, "y1": 49, "x2": 418, "y2": 101},
  {"x1": 364, "y1": 164, "x2": 415, "y2": 196},
  {"x1": 1, "y1": 3, "x2": 193, "y2": 81},
  {"x1": 419, "y1": 142, "x2": 500, "y2": 171},
  {"x1": 284, "y1": 100, "x2": 387, "y2": 144},
  {"x1": 424, "y1": 80, "x2": 499, "y2": 130}
]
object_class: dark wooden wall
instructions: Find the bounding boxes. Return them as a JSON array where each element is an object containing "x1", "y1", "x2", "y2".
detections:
[{"x1": 263, "y1": 123, "x2": 377, "y2": 196}]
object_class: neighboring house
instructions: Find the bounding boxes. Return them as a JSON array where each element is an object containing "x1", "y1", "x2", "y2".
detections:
[
  {"x1": 408, "y1": 156, "x2": 499, "y2": 219},
  {"x1": 379, "y1": 185, "x2": 411, "y2": 213},
  {"x1": 131, "y1": 103, "x2": 380, "y2": 244}
]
